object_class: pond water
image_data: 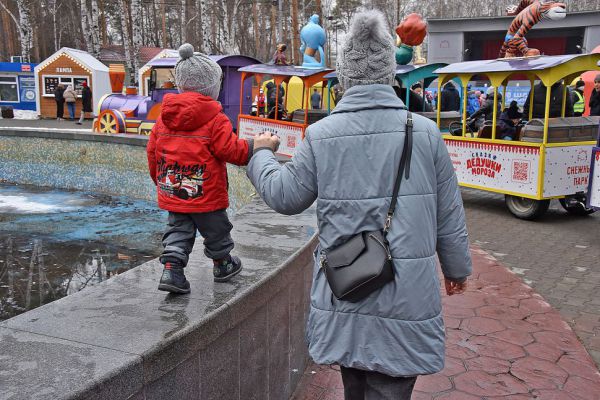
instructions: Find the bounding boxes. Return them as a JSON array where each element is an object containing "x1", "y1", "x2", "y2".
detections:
[{"x1": 0, "y1": 183, "x2": 166, "y2": 321}]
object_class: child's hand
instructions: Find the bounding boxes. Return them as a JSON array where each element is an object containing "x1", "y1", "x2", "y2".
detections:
[{"x1": 254, "y1": 131, "x2": 280, "y2": 153}]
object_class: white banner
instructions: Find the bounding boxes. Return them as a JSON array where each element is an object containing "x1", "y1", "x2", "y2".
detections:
[
  {"x1": 588, "y1": 148, "x2": 600, "y2": 209},
  {"x1": 543, "y1": 146, "x2": 592, "y2": 197},
  {"x1": 444, "y1": 139, "x2": 540, "y2": 197},
  {"x1": 238, "y1": 116, "x2": 304, "y2": 158}
]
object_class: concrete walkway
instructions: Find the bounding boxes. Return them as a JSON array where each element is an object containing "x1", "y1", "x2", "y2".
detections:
[{"x1": 291, "y1": 246, "x2": 600, "y2": 399}]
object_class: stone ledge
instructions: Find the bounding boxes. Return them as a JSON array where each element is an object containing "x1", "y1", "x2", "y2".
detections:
[
  {"x1": 0, "y1": 128, "x2": 148, "y2": 147},
  {"x1": 0, "y1": 198, "x2": 318, "y2": 400}
]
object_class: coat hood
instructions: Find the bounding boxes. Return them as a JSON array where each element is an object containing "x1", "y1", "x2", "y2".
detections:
[
  {"x1": 331, "y1": 84, "x2": 405, "y2": 114},
  {"x1": 160, "y1": 92, "x2": 222, "y2": 131}
]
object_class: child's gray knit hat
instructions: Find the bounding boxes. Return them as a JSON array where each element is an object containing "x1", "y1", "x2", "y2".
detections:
[
  {"x1": 336, "y1": 10, "x2": 396, "y2": 90},
  {"x1": 174, "y1": 43, "x2": 222, "y2": 100}
]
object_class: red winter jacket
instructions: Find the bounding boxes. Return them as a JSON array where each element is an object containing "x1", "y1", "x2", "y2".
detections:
[{"x1": 147, "y1": 92, "x2": 251, "y2": 213}]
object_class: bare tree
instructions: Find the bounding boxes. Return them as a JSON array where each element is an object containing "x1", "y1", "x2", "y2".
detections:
[{"x1": 90, "y1": 0, "x2": 101, "y2": 56}]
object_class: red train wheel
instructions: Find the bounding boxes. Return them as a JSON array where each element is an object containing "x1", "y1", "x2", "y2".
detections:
[{"x1": 98, "y1": 110, "x2": 126, "y2": 134}]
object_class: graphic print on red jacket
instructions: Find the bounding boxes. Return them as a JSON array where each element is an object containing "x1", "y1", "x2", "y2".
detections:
[{"x1": 147, "y1": 91, "x2": 251, "y2": 213}]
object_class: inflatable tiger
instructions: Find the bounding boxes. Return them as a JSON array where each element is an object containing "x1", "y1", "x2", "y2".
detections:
[{"x1": 499, "y1": 1, "x2": 566, "y2": 58}]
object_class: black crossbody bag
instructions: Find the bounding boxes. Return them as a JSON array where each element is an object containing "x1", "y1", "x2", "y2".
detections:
[{"x1": 319, "y1": 112, "x2": 413, "y2": 303}]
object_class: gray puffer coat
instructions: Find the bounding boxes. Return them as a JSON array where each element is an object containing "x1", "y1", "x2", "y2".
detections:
[{"x1": 247, "y1": 84, "x2": 472, "y2": 377}]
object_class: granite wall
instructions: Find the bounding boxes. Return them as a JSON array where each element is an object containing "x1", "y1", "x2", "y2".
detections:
[{"x1": 0, "y1": 130, "x2": 319, "y2": 399}]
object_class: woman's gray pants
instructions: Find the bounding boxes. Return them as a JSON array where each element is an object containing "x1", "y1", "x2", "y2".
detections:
[
  {"x1": 160, "y1": 210, "x2": 234, "y2": 268},
  {"x1": 340, "y1": 366, "x2": 417, "y2": 400}
]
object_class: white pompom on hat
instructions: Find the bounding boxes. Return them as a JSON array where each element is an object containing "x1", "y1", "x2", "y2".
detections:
[
  {"x1": 336, "y1": 10, "x2": 396, "y2": 90},
  {"x1": 174, "y1": 43, "x2": 222, "y2": 100}
]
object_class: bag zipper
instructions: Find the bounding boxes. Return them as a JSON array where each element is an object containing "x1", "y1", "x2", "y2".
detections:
[{"x1": 369, "y1": 233, "x2": 392, "y2": 260}]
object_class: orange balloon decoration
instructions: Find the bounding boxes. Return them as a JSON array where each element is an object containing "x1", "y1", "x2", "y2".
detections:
[{"x1": 395, "y1": 13, "x2": 427, "y2": 47}]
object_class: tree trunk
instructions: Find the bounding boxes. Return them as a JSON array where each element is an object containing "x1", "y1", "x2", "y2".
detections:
[
  {"x1": 252, "y1": 0, "x2": 260, "y2": 58},
  {"x1": 79, "y1": 0, "x2": 94, "y2": 54},
  {"x1": 131, "y1": 0, "x2": 142, "y2": 81},
  {"x1": 120, "y1": 0, "x2": 133, "y2": 81},
  {"x1": 180, "y1": 0, "x2": 186, "y2": 43},
  {"x1": 90, "y1": 0, "x2": 100, "y2": 56},
  {"x1": 12, "y1": 0, "x2": 33, "y2": 61},
  {"x1": 291, "y1": 0, "x2": 299, "y2": 65}
]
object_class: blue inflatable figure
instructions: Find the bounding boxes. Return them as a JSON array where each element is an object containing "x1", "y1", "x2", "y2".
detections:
[{"x1": 300, "y1": 14, "x2": 326, "y2": 69}]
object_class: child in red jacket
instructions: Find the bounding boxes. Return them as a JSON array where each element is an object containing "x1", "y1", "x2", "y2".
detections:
[{"x1": 147, "y1": 43, "x2": 253, "y2": 294}]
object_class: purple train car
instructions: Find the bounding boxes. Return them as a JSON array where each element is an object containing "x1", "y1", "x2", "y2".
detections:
[{"x1": 94, "y1": 54, "x2": 260, "y2": 135}]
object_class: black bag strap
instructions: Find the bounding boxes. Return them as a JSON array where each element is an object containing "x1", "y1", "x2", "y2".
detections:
[{"x1": 384, "y1": 111, "x2": 413, "y2": 234}]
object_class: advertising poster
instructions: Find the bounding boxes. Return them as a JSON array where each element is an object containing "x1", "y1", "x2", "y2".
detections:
[
  {"x1": 543, "y1": 146, "x2": 592, "y2": 198},
  {"x1": 18, "y1": 76, "x2": 36, "y2": 103},
  {"x1": 586, "y1": 148, "x2": 600, "y2": 209},
  {"x1": 444, "y1": 139, "x2": 540, "y2": 197},
  {"x1": 238, "y1": 117, "x2": 303, "y2": 157}
]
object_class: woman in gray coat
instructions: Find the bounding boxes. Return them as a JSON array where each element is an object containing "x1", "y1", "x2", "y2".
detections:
[{"x1": 249, "y1": 10, "x2": 472, "y2": 400}]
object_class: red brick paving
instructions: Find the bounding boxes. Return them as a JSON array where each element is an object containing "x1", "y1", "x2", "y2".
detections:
[{"x1": 290, "y1": 246, "x2": 600, "y2": 399}]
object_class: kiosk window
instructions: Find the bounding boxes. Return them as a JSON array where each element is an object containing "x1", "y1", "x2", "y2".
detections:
[
  {"x1": 0, "y1": 76, "x2": 19, "y2": 102},
  {"x1": 43, "y1": 75, "x2": 89, "y2": 96}
]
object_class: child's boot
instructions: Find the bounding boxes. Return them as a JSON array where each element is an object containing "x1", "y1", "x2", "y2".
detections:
[
  {"x1": 158, "y1": 262, "x2": 190, "y2": 294},
  {"x1": 213, "y1": 255, "x2": 243, "y2": 282}
]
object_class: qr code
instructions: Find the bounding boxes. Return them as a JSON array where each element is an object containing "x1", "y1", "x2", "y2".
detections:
[
  {"x1": 287, "y1": 134, "x2": 297, "y2": 148},
  {"x1": 512, "y1": 160, "x2": 530, "y2": 182}
]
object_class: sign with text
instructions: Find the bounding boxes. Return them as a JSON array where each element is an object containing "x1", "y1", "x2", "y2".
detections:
[
  {"x1": 543, "y1": 146, "x2": 592, "y2": 197},
  {"x1": 238, "y1": 116, "x2": 304, "y2": 158},
  {"x1": 444, "y1": 139, "x2": 540, "y2": 196}
]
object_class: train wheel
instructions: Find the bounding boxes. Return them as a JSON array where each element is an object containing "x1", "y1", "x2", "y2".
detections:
[
  {"x1": 98, "y1": 110, "x2": 126, "y2": 134},
  {"x1": 505, "y1": 195, "x2": 550, "y2": 220}
]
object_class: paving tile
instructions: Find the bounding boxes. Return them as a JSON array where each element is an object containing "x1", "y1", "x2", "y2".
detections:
[
  {"x1": 562, "y1": 376, "x2": 600, "y2": 400},
  {"x1": 510, "y1": 356, "x2": 569, "y2": 390},
  {"x1": 454, "y1": 371, "x2": 529, "y2": 396},
  {"x1": 463, "y1": 335, "x2": 527, "y2": 360},
  {"x1": 464, "y1": 356, "x2": 510, "y2": 374},
  {"x1": 557, "y1": 354, "x2": 600, "y2": 382},
  {"x1": 413, "y1": 373, "x2": 452, "y2": 393},
  {"x1": 533, "y1": 331, "x2": 584, "y2": 353},
  {"x1": 488, "y1": 328, "x2": 535, "y2": 346},
  {"x1": 460, "y1": 316, "x2": 505, "y2": 335},
  {"x1": 524, "y1": 342, "x2": 565, "y2": 362},
  {"x1": 441, "y1": 356, "x2": 466, "y2": 377}
]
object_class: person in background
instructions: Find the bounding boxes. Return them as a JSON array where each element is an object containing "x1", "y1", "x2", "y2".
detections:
[
  {"x1": 469, "y1": 87, "x2": 502, "y2": 127},
  {"x1": 247, "y1": 10, "x2": 471, "y2": 399},
  {"x1": 466, "y1": 90, "x2": 480, "y2": 116},
  {"x1": 498, "y1": 101, "x2": 523, "y2": 140},
  {"x1": 589, "y1": 74, "x2": 600, "y2": 116},
  {"x1": 54, "y1": 84, "x2": 65, "y2": 121},
  {"x1": 272, "y1": 43, "x2": 289, "y2": 65},
  {"x1": 441, "y1": 82, "x2": 461, "y2": 112},
  {"x1": 475, "y1": 90, "x2": 484, "y2": 107},
  {"x1": 523, "y1": 81, "x2": 573, "y2": 119},
  {"x1": 255, "y1": 88, "x2": 266, "y2": 117},
  {"x1": 63, "y1": 85, "x2": 77, "y2": 120},
  {"x1": 311, "y1": 88, "x2": 322, "y2": 110},
  {"x1": 76, "y1": 82, "x2": 93, "y2": 125},
  {"x1": 571, "y1": 80, "x2": 585, "y2": 117}
]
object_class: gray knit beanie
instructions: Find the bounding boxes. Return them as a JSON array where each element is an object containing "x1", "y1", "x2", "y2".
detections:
[
  {"x1": 336, "y1": 10, "x2": 396, "y2": 90},
  {"x1": 174, "y1": 43, "x2": 222, "y2": 100}
]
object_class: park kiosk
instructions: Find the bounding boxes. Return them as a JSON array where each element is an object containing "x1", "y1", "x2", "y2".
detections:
[
  {"x1": 34, "y1": 47, "x2": 111, "y2": 118},
  {"x1": 0, "y1": 61, "x2": 37, "y2": 111},
  {"x1": 434, "y1": 54, "x2": 600, "y2": 219},
  {"x1": 137, "y1": 49, "x2": 178, "y2": 96}
]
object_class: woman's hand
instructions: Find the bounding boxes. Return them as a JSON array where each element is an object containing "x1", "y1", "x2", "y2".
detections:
[
  {"x1": 444, "y1": 277, "x2": 467, "y2": 296},
  {"x1": 254, "y1": 131, "x2": 281, "y2": 153}
]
